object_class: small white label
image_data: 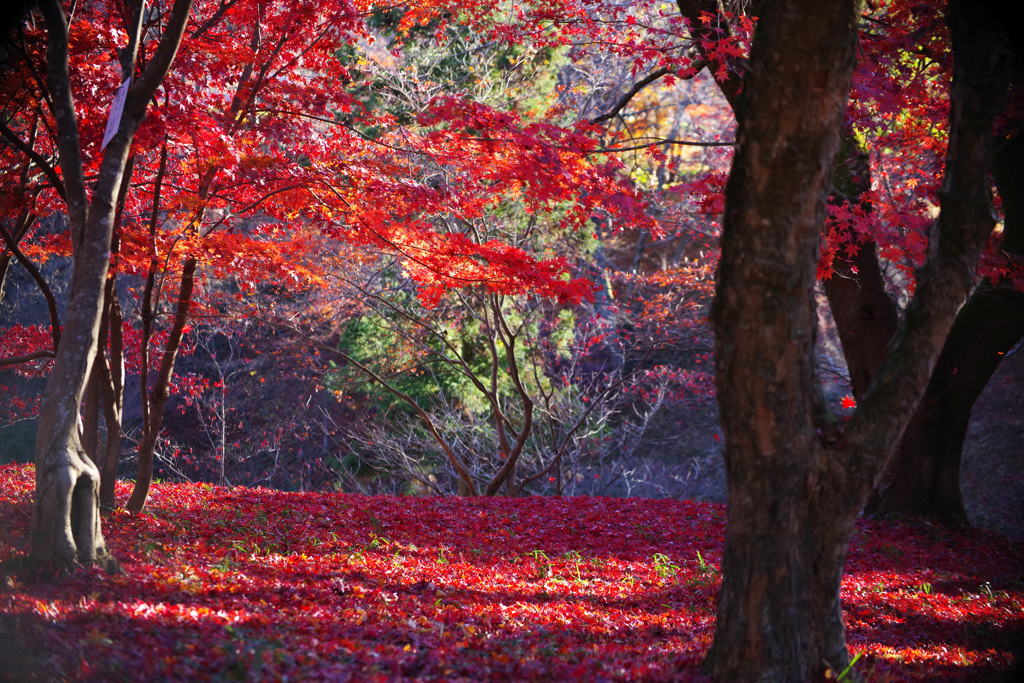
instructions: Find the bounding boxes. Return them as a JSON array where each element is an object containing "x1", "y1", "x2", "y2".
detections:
[{"x1": 101, "y1": 79, "x2": 131, "y2": 150}]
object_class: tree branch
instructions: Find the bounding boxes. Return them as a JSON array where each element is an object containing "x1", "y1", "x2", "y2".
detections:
[
  {"x1": 0, "y1": 221, "x2": 61, "y2": 351},
  {"x1": 0, "y1": 349, "x2": 56, "y2": 368},
  {"x1": 590, "y1": 67, "x2": 673, "y2": 124},
  {"x1": 0, "y1": 120, "x2": 67, "y2": 202}
]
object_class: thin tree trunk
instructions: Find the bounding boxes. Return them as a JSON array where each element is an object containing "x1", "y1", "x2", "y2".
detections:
[
  {"x1": 126, "y1": 258, "x2": 198, "y2": 513},
  {"x1": 82, "y1": 358, "x2": 102, "y2": 462},
  {"x1": 91, "y1": 157, "x2": 133, "y2": 510},
  {"x1": 125, "y1": 36, "x2": 262, "y2": 507},
  {"x1": 98, "y1": 273, "x2": 125, "y2": 510},
  {"x1": 823, "y1": 133, "x2": 900, "y2": 399}
]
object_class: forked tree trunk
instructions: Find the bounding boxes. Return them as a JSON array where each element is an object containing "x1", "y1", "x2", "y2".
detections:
[
  {"x1": 704, "y1": 0, "x2": 1004, "y2": 679},
  {"x1": 684, "y1": 0, "x2": 1020, "y2": 529},
  {"x1": 866, "y1": 132, "x2": 1024, "y2": 522}
]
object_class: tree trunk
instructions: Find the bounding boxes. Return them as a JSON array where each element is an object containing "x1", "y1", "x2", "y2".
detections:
[
  {"x1": 30, "y1": 0, "x2": 194, "y2": 565},
  {"x1": 705, "y1": 0, "x2": 861, "y2": 677},
  {"x1": 30, "y1": 0, "x2": 121, "y2": 568},
  {"x1": 682, "y1": 0, "x2": 1019, "y2": 530},
  {"x1": 82, "y1": 362, "x2": 102, "y2": 462},
  {"x1": 127, "y1": 257, "x2": 198, "y2": 513},
  {"x1": 823, "y1": 133, "x2": 900, "y2": 399},
  {"x1": 704, "y1": 0, "x2": 1003, "y2": 679},
  {"x1": 98, "y1": 273, "x2": 125, "y2": 509}
]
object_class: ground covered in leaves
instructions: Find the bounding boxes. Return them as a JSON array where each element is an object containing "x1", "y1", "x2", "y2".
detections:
[{"x1": 0, "y1": 464, "x2": 1022, "y2": 682}]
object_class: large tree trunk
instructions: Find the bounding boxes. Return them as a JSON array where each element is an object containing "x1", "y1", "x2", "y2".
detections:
[
  {"x1": 704, "y1": 0, "x2": 1003, "y2": 679},
  {"x1": 683, "y1": 0, "x2": 1020, "y2": 529},
  {"x1": 30, "y1": 0, "x2": 193, "y2": 566},
  {"x1": 705, "y1": 0, "x2": 861, "y2": 676}
]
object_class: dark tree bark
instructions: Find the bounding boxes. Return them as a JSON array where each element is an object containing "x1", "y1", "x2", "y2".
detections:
[
  {"x1": 678, "y1": 0, "x2": 902, "y2": 410},
  {"x1": 823, "y1": 133, "x2": 901, "y2": 399},
  {"x1": 704, "y1": 0, "x2": 861, "y2": 677},
  {"x1": 683, "y1": 0, "x2": 1021, "y2": 529},
  {"x1": 98, "y1": 275, "x2": 126, "y2": 510},
  {"x1": 704, "y1": 2, "x2": 1004, "y2": 681},
  {"x1": 30, "y1": 0, "x2": 193, "y2": 567}
]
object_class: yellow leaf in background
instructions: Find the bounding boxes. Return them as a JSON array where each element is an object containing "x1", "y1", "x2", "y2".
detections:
[
  {"x1": 84, "y1": 627, "x2": 114, "y2": 647},
  {"x1": 684, "y1": 103, "x2": 716, "y2": 118}
]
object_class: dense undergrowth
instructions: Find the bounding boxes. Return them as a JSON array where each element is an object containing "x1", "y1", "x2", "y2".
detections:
[{"x1": 0, "y1": 464, "x2": 1021, "y2": 682}]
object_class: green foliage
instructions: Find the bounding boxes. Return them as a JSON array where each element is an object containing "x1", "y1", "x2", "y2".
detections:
[
  {"x1": 345, "y1": 6, "x2": 568, "y2": 133},
  {"x1": 652, "y1": 552, "x2": 680, "y2": 580}
]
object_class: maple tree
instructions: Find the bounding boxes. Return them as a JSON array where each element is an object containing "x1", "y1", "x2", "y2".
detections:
[
  {"x1": 670, "y1": 0, "x2": 1022, "y2": 528},
  {"x1": 804, "y1": 0, "x2": 1024, "y2": 524},
  {"x1": 4, "y1": 0, "x2": 195, "y2": 567},
  {"x1": 862, "y1": 125, "x2": 1024, "y2": 523},
  {"x1": 98, "y1": 0, "x2": 379, "y2": 514},
  {"x1": 2, "y1": 0, "x2": 658, "y2": 518},
  {"x1": 511, "y1": 0, "x2": 1022, "y2": 529},
  {"x1": 560, "y1": 0, "x2": 1023, "y2": 526}
]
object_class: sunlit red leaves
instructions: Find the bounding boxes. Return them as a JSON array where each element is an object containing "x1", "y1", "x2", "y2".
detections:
[
  {"x1": 0, "y1": 324, "x2": 55, "y2": 385},
  {"x1": 413, "y1": 97, "x2": 654, "y2": 233},
  {"x1": 0, "y1": 464, "x2": 1020, "y2": 682},
  {"x1": 977, "y1": 235, "x2": 1024, "y2": 291}
]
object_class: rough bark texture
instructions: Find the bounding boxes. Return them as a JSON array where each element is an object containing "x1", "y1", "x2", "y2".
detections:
[
  {"x1": 684, "y1": 0, "x2": 1019, "y2": 529},
  {"x1": 704, "y1": 0, "x2": 861, "y2": 678},
  {"x1": 30, "y1": 0, "x2": 194, "y2": 566},
  {"x1": 704, "y1": 1, "x2": 1004, "y2": 680}
]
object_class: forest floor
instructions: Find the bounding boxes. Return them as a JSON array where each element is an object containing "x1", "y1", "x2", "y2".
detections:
[{"x1": 1, "y1": 464, "x2": 1022, "y2": 682}]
